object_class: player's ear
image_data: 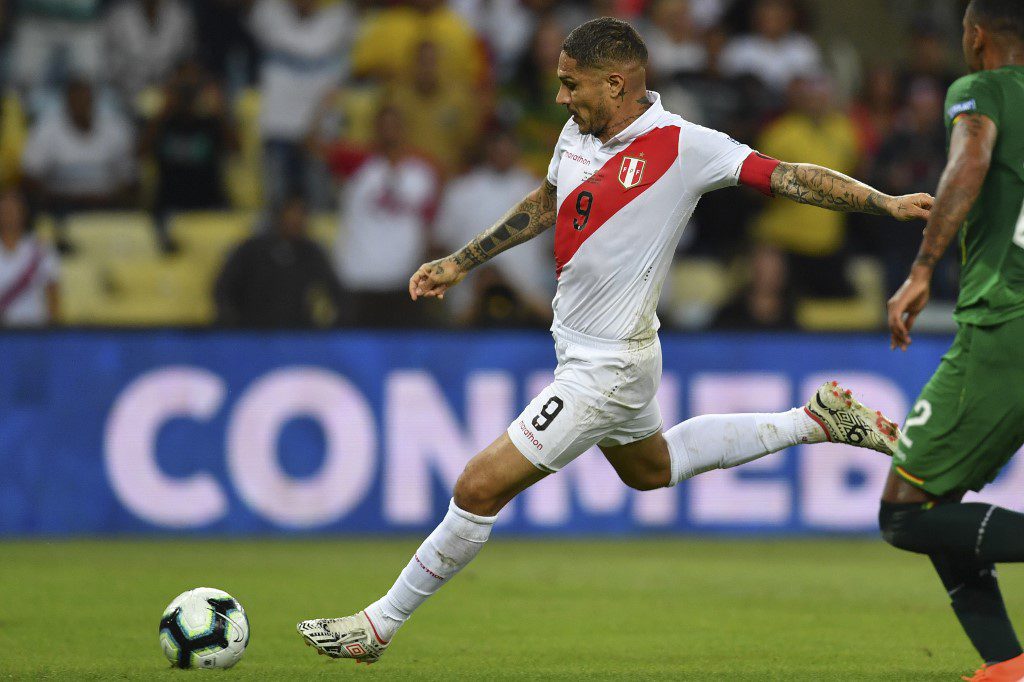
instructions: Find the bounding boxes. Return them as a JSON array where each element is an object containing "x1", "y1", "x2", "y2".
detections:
[
  {"x1": 971, "y1": 22, "x2": 986, "y2": 53},
  {"x1": 606, "y1": 72, "x2": 626, "y2": 100}
]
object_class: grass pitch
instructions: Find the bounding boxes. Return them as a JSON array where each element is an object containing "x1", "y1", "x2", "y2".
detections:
[{"x1": 1, "y1": 538, "x2": 1020, "y2": 680}]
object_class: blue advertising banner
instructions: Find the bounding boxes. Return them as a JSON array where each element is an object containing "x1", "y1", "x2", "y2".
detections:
[{"x1": 1, "y1": 331, "x2": 1022, "y2": 536}]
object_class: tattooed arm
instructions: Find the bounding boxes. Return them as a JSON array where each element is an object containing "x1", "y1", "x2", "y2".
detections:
[
  {"x1": 887, "y1": 112, "x2": 997, "y2": 350},
  {"x1": 769, "y1": 161, "x2": 933, "y2": 220},
  {"x1": 409, "y1": 180, "x2": 558, "y2": 300}
]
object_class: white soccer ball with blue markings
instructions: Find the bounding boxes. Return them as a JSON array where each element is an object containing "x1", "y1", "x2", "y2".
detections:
[{"x1": 159, "y1": 587, "x2": 249, "y2": 669}]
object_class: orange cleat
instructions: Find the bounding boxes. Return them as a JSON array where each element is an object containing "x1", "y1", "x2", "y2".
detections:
[{"x1": 962, "y1": 653, "x2": 1024, "y2": 681}]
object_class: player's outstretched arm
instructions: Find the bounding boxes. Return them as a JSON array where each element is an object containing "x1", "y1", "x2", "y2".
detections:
[
  {"x1": 887, "y1": 112, "x2": 997, "y2": 351},
  {"x1": 769, "y1": 161, "x2": 933, "y2": 221},
  {"x1": 409, "y1": 179, "x2": 558, "y2": 300}
]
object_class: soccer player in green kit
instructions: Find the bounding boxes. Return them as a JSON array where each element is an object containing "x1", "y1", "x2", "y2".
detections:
[{"x1": 883, "y1": 1, "x2": 1024, "y2": 679}]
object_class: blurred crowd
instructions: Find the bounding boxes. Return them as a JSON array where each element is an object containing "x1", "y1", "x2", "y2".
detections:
[{"x1": 0, "y1": 0, "x2": 968, "y2": 330}]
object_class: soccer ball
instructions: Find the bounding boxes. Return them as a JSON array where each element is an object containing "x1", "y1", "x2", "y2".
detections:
[{"x1": 159, "y1": 587, "x2": 249, "y2": 669}]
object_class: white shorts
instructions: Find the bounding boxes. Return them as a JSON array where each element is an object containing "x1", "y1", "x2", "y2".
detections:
[{"x1": 507, "y1": 325, "x2": 663, "y2": 472}]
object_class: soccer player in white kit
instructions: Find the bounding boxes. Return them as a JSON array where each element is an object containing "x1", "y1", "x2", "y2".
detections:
[{"x1": 298, "y1": 17, "x2": 934, "y2": 663}]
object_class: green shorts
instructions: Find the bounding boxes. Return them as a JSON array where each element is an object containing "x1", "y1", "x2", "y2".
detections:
[{"x1": 893, "y1": 316, "x2": 1024, "y2": 496}]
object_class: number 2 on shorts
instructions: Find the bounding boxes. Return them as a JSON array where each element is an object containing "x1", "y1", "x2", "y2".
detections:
[
  {"x1": 899, "y1": 399, "x2": 932, "y2": 449},
  {"x1": 532, "y1": 397, "x2": 564, "y2": 431}
]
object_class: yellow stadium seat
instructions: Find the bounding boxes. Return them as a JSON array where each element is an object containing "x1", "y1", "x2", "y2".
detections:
[
  {"x1": 64, "y1": 212, "x2": 158, "y2": 263},
  {"x1": 0, "y1": 90, "x2": 27, "y2": 186},
  {"x1": 309, "y1": 213, "x2": 338, "y2": 253},
  {"x1": 99, "y1": 256, "x2": 214, "y2": 326},
  {"x1": 170, "y1": 211, "x2": 255, "y2": 263},
  {"x1": 91, "y1": 296, "x2": 213, "y2": 326},
  {"x1": 229, "y1": 88, "x2": 263, "y2": 209},
  {"x1": 31, "y1": 214, "x2": 58, "y2": 247},
  {"x1": 56, "y1": 258, "x2": 108, "y2": 325},
  {"x1": 796, "y1": 257, "x2": 885, "y2": 331},
  {"x1": 664, "y1": 258, "x2": 735, "y2": 328}
]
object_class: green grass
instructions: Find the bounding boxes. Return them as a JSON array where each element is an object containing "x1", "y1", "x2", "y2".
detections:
[{"x1": 0, "y1": 538, "x2": 1019, "y2": 680}]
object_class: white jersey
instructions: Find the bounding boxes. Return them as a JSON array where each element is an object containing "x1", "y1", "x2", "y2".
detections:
[{"x1": 546, "y1": 90, "x2": 752, "y2": 342}]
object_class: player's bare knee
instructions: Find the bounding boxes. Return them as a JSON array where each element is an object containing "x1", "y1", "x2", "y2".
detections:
[
  {"x1": 618, "y1": 465, "x2": 670, "y2": 491},
  {"x1": 453, "y1": 468, "x2": 502, "y2": 516}
]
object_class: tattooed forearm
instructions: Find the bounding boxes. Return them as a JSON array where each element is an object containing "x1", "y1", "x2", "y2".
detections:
[
  {"x1": 450, "y1": 180, "x2": 557, "y2": 272},
  {"x1": 770, "y1": 162, "x2": 892, "y2": 215}
]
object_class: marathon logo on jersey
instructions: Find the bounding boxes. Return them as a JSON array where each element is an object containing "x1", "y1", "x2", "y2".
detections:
[{"x1": 618, "y1": 155, "x2": 646, "y2": 189}]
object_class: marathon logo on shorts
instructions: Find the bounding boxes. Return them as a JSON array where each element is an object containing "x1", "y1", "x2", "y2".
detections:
[
  {"x1": 618, "y1": 155, "x2": 646, "y2": 189},
  {"x1": 947, "y1": 99, "x2": 977, "y2": 120},
  {"x1": 518, "y1": 420, "x2": 543, "y2": 450}
]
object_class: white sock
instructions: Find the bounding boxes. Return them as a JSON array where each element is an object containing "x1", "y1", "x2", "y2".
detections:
[
  {"x1": 666, "y1": 408, "x2": 824, "y2": 485},
  {"x1": 364, "y1": 499, "x2": 496, "y2": 641}
]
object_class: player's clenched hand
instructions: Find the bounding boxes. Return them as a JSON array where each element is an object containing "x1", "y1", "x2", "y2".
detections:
[
  {"x1": 409, "y1": 257, "x2": 467, "y2": 301},
  {"x1": 887, "y1": 193, "x2": 934, "y2": 222},
  {"x1": 887, "y1": 274, "x2": 930, "y2": 351}
]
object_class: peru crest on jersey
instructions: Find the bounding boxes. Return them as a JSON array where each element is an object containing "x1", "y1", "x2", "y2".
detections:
[{"x1": 618, "y1": 155, "x2": 646, "y2": 188}]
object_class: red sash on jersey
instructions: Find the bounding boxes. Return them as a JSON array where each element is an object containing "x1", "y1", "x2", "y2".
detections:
[
  {"x1": 554, "y1": 125, "x2": 681, "y2": 277},
  {"x1": 0, "y1": 243, "x2": 44, "y2": 315}
]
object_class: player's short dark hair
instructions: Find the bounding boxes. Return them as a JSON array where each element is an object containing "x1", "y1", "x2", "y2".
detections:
[
  {"x1": 562, "y1": 17, "x2": 648, "y2": 70},
  {"x1": 969, "y1": 0, "x2": 1024, "y2": 41}
]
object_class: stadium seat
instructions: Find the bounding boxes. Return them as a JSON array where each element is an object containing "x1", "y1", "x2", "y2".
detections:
[
  {"x1": 64, "y1": 212, "x2": 158, "y2": 263},
  {"x1": 99, "y1": 257, "x2": 213, "y2": 326},
  {"x1": 665, "y1": 258, "x2": 734, "y2": 329},
  {"x1": 796, "y1": 257, "x2": 885, "y2": 330},
  {"x1": 56, "y1": 258, "x2": 108, "y2": 325},
  {"x1": 228, "y1": 88, "x2": 263, "y2": 209},
  {"x1": 0, "y1": 90, "x2": 27, "y2": 187},
  {"x1": 170, "y1": 211, "x2": 255, "y2": 261},
  {"x1": 309, "y1": 213, "x2": 338, "y2": 253}
]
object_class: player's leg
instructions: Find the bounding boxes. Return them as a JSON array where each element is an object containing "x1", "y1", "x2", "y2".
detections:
[
  {"x1": 297, "y1": 434, "x2": 545, "y2": 661},
  {"x1": 602, "y1": 381, "x2": 900, "y2": 490},
  {"x1": 363, "y1": 434, "x2": 546, "y2": 638},
  {"x1": 298, "y1": 342, "x2": 609, "y2": 664},
  {"x1": 880, "y1": 473, "x2": 1024, "y2": 672},
  {"x1": 878, "y1": 320, "x2": 1024, "y2": 673}
]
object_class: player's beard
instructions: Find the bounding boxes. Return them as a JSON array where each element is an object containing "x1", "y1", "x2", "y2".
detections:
[{"x1": 579, "y1": 101, "x2": 611, "y2": 138}]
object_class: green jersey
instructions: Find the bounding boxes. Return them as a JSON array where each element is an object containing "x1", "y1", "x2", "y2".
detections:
[{"x1": 943, "y1": 66, "x2": 1024, "y2": 326}]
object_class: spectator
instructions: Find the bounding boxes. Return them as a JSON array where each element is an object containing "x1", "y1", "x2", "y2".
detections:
[
  {"x1": 719, "y1": 0, "x2": 822, "y2": 94},
  {"x1": 192, "y1": 0, "x2": 261, "y2": 87},
  {"x1": 644, "y1": 0, "x2": 707, "y2": 84},
  {"x1": 10, "y1": 0, "x2": 105, "y2": 91},
  {"x1": 388, "y1": 41, "x2": 481, "y2": 176},
  {"x1": 849, "y1": 64, "x2": 900, "y2": 161},
  {"x1": 501, "y1": 15, "x2": 567, "y2": 178},
  {"x1": 898, "y1": 19, "x2": 961, "y2": 97},
  {"x1": 22, "y1": 79, "x2": 137, "y2": 249},
  {"x1": 214, "y1": 195, "x2": 345, "y2": 328},
  {"x1": 350, "y1": 0, "x2": 486, "y2": 89},
  {"x1": 753, "y1": 75, "x2": 859, "y2": 297},
  {"x1": 0, "y1": 188, "x2": 59, "y2": 327},
  {"x1": 104, "y1": 0, "x2": 197, "y2": 104},
  {"x1": 140, "y1": 60, "x2": 238, "y2": 251},
  {"x1": 868, "y1": 79, "x2": 953, "y2": 299},
  {"x1": 250, "y1": 0, "x2": 353, "y2": 208},
  {"x1": 312, "y1": 104, "x2": 440, "y2": 328},
  {"x1": 435, "y1": 128, "x2": 553, "y2": 326},
  {"x1": 713, "y1": 243, "x2": 795, "y2": 330},
  {"x1": 450, "y1": 0, "x2": 555, "y2": 83}
]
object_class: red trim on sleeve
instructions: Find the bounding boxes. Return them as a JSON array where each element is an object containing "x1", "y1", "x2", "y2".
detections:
[{"x1": 739, "y1": 152, "x2": 781, "y2": 197}]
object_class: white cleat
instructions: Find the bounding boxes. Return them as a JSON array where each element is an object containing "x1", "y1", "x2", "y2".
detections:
[
  {"x1": 297, "y1": 611, "x2": 390, "y2": 664},
  {"x1": 804, "y1": 380, "x2": 901, "y2": 456}
]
